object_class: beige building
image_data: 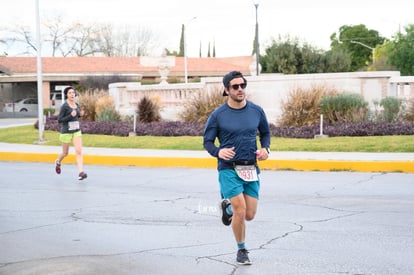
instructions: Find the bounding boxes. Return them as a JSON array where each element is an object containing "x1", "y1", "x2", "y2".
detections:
[{"x1": 0, "y1": 55, "x2": 255, "y2": 115}]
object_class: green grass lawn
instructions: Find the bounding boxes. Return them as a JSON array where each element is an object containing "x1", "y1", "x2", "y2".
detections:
[{"x1": 1, "y1": 125, "x2": 414, "y2": 152}]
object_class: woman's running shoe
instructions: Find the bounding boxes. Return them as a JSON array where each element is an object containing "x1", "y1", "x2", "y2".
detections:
[
  {"x1": 55, "y1": 160, "x2": 61, "y2": 174},
  {"x1": 78, "y1": 172, "x2": 87, "y2": 180}
]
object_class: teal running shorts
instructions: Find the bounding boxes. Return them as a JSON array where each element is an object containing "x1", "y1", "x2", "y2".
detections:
[{"x1": 218, "y1": 169, "x2": 260, "y2": 199}]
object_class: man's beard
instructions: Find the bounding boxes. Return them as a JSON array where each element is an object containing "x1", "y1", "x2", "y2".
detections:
[{"x1": 229, "y1": 93, "x2": 245, "y2": 103}]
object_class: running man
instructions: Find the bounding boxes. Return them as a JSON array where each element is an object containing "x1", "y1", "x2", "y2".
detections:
[{"x1": 203, "y1": 71, "x2": 271, "y2": 264}]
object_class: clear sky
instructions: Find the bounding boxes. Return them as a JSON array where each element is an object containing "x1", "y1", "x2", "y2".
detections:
[{"x1": 1, "y1": 0, "x2": 412, "y2": 57}]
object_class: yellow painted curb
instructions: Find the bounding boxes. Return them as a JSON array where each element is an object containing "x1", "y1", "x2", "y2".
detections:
[
  {"x1": 260, "y1": 159, "x2": 414, "y2": 173},
  {"x1": 1, "y1": 152, "x2": 413, "y2": 173}
]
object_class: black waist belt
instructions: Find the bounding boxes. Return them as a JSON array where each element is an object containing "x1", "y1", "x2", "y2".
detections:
[{"x1": 232, "y1": 160, "x2": 256, "y2": 166}]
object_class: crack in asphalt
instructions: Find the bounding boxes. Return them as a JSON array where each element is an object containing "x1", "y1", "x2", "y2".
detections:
[
  {"x1": 195, "y1": 254, "x2": 238, "y2": 274},
  {"x1": 0, "y1": 172, "x2": 394, "y2": 274},
  {"x1": 0, "y1": 242, "x2": 224, "y2": 268},
  {"x1": 0, "y1": 220, "x2": 76, "y2": 235},
  {"x1": 0, "y1": 195, "x2": 196, "y2": 235},
  {"x1": 241, "y1": 174, "x2": 384, "y2": 274},
  {"x1": 356, "y1": 172, "x2": 386, "y2": 184},
  {"x1": 257, "y1": 222, "x2": 304, "y2": 250}
]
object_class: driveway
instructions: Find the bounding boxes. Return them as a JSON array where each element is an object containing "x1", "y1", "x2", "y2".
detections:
[{"x1": 0, "y1": 117, "x2": 37, "y2": 128}]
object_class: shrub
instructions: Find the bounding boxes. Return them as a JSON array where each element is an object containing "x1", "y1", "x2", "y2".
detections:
[
  {"x1": 135, "y1": 121, "x2": 204, "y2": 136},
  {"x1": 179, "y1": 85, "x2": 226, "y2": 124},
  {"x1": 403, "y1": 97, "x2": 414, "y2": 122},
  {"x1": 80, "y1": 121, "x2": 131, "y2": 136},
  {"x1": 96, "y1": 108, "x2": 121, "y2": 122},
  {"x1": 270, "y1": 121, "x2": 414, "y2": 138},
  {"x1": 324, "y1": 121, "x2": 414, "y2": 137},
  {"x1": 78, "y1": 90, "x2": 108, "y2": 121},
  {"x1": 320, "y1": 93, "x2": 369, "y2": 123},
  {"x1": 43, "y1": 108, "x2": 56, "y2": 117},
  {"x1": 137, "y1": 96, "x2": 161, "y2": 123},
  {"x1": 279, "y1": 84, "x2": 339, "y2": 127},
  {"x1": 39, "y1": 117, "x2": 414, "y2": 138},
  {"x1": 95, "y1": 95, "x2": 121, "y2": 122},
  {"x1": 378, "y1": 96, "x2": 403, "y2": 122}
]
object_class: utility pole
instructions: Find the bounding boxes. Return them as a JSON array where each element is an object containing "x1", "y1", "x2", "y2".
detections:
[
  {"x1": 184, "y1": 16, "x2": 197, "y2": 84},
  {"x1": 253, "y1": 1, "x2": 260, "y2": 76},
  {"x1": 35, "y1": 0, "x2": 45, "y2": 143}
]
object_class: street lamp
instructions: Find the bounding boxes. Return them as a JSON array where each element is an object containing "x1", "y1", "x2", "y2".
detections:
[
  {"x1": 35, "y1": 0, "x2": 45, "y2": 143},
  {"x1": 253, "y1": 0, "x2": 260, "y2": 76},
  {"x1": 350, "y1": 40, "x2": 375, "y2": 65},
  {"x1": 184, "y1": 16, "x2": 197, "y2": 84},
  {"x1": 350, "y1": 40, "x2": 374, "y2": 51}
]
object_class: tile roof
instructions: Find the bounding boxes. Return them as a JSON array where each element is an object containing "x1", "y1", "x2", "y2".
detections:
[{"x1": 0, "y1": 56, "x2": 254, "y2": 77}]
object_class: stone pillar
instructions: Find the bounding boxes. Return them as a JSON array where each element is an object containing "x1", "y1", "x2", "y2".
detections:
[
  {"x1": 42, "y1": 81, "x2": 51, "y2": 108},
  {"x1": 158, "y1": 51, "x2": 172, "y2": 85},
  {"x1": 158, "y1": 65, "x2": 170, "y2": 84}
]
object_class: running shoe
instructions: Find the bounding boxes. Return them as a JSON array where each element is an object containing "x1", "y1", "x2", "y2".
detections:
[
  {"x1": 236, "y1": 249, "x2": 252, "y2": 265},
  {"x1": 78, "y1": 172, "x2": 87, "y2": 180},
  {"x1": 55, "y1": 159, "x2": 61, "y2": 174},
  {"x1": 220, "y1": 199, "x2": 232, "y2": 226}
]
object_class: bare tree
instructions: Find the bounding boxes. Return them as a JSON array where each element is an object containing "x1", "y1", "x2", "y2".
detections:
[
  {"x1": 67, "y1": 22, "x2": 102, "y2": 56},
  {"x1": 97, "y1": 24, "x2": 116, "y2": 56},
  {"x1": 0, "y1": 29, "x2": 9, "y2": 55},
  {"x1": 105, "y1": 25, "x2": 160, "y2": 56},
  {"x1": 1, "y1": 17, "x2": 161, "y2": 57},
  {"x1": 43, "y1": 16, "x2": 75, "y2": 56},
  {"x1": 0, "y1": 25, "x2": 37, "y2": 55}
]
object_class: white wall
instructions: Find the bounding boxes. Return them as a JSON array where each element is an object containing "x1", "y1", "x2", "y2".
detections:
[
  {"x1": 110, "y1": 71, "x2": 405, "y2": 124},
  {"x1": 245, "y1": 71, "x2": 401, "y2": 123}
]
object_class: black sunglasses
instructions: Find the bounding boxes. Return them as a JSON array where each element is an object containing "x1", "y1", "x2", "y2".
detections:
[{"x1": 231, "y1": 83, "x2": 247, "y2": 90}]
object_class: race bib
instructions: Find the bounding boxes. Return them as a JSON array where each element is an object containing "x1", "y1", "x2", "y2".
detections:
[
  {"x1": 234, "y1": 165, "x2": 258, "y2": 182},
  {"x1": 68, "y1": 121, "x2": 80, "y2": 131}
]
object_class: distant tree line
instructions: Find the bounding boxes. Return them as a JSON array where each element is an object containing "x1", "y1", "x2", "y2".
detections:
[
  {"x1": 1, "y1": 16, "x2": 413, "y2": 75},
  {"x1": 260, "y1": 24, "x2": 414, "y2": 76}
]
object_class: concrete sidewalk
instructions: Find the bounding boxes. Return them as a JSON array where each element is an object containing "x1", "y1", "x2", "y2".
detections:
[{"x1": 0, "y1": 142, "x2": 413, "y2": 173}]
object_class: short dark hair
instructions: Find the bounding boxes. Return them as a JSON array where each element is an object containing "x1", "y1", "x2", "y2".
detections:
[
  {"x1": 222, "y1": 71, "x2": 247, "y2": 96},
  {"x1": 63, "y1": 86, "x2": 74, "y2": 99}
]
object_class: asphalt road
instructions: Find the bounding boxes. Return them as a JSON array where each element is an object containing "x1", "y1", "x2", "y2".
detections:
[{"x1": 0, "y1": 162, "x2": 413, "y2": 275}]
